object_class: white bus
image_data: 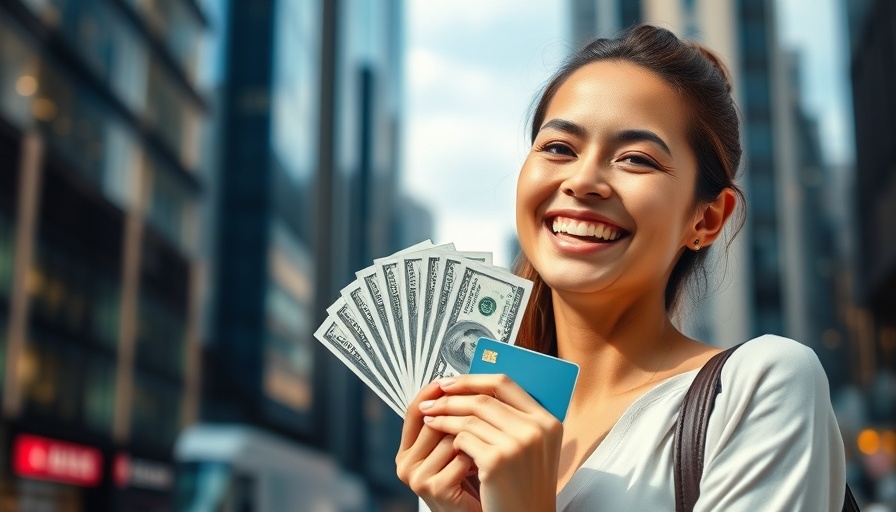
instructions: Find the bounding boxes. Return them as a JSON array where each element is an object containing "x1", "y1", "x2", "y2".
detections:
[{"x1": 173, "y1": 424, "x2": 369, "y2": 512}]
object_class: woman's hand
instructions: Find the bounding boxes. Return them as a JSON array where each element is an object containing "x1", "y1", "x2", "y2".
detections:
[
  {"x1": 420, "y1": 374, "x2": 563, "y2": 512},
  {"x1": 396, "y1": 381, "x2": 482, "y2": 512}
]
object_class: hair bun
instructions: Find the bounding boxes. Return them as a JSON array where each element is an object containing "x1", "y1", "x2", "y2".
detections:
[{"x1": 690, "y1": 42, "x2": 734, "y2": 94}]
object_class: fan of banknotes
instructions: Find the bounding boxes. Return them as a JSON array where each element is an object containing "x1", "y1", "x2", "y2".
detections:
[{"x1": 314, "y1": 241, "x2": 534, "y2": 417}]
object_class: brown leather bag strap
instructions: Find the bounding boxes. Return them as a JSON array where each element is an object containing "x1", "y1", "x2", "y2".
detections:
[
  {"x1": 672, "y1": 343, "x2": 861, "y2": 512},
  {"x1": 673, "y1": 344, "x2": 741, "y2": 512}
]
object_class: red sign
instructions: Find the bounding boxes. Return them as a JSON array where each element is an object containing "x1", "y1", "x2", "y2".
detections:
[{"x1": 13, "y1": 434, "x2": 103, "y2": 487}]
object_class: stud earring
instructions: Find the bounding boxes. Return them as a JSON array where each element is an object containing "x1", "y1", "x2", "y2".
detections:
[{"x1": 693, "y1": 238, "x2": 701, "y2": 250}]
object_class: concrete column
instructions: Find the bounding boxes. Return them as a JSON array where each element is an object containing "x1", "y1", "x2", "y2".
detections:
[
  {"x1": 3, "y1": 130, "x2": 44, "y2": 418},
  {"x1": 112, "y1": 152, "x2": 150, "y2": 442}
]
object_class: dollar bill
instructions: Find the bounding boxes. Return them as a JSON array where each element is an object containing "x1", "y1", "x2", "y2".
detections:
[
  {"x1": 374, "y1": 260, "x2": 411, "y2": 394},
  {"x1": 339, "y1": 281, "x2": 412, "y2": 400},
  {"x1": 398, "y1": 244, "x2": 457, "y2": 389},
  {"x1": 313, "y1": 318, "x2": 404, "y2": 416},
  {"x1": 327, "y1": 298, "x2": 406, "y2": 408},
  {"x1": 414, "y1": 252, "x2": 443, "y2": 389},
  {"x1": 419, "y1": 253, "x2": 467, "y2": 385},
  {"x1": 425, "y1": 261, "x2": 532, "y2": 381},
  {"x1": 315, "y1": 241, "x2": 529, "y2": 414},
  {"x1": 457, "y1": 251, "x2": 493, "y2": 265}
]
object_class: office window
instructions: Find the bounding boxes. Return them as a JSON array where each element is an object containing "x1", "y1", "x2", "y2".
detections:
[
  {"x1": 146, "y1": 59, "x2": 202, "y2": 170},
  {"x1": 0, "y1": 314, "x2": 6, "y2": 390},
  {"x1": 0, "y1": 13, "x2": 38, "y2": 128},
  {"x1": 135, "y1": 290, "x2": 186, "y2": 378},
  {"x1": 263, "y1": 222, "x2": 314, "y2": 413},
  {"x1": 263, "y1": 285, "x2": 313, "y2": 413},
  {"x1": 6, "y1": 46, "x2": 140, "y2": 205},
  {"x1": 147, "y1": 155, "x2": 197, "y2": 255},
  {"x1": 0, "y1": 212, "x2": 13, "y2": 297},
  {"x1": 22, "y1": 339, "x2": 65, "y2": 419},
  {"x1": 30, "y1": 235, "x2": 121, "y2": 349},
  {"x1": 21, "y1": 333, "x2": 115, "y2": 435},
  {"x1": 100, "y1": 118, "x2": 140, "y2": 211},
  {"x1": 130, "y1": 370, "x2": 182, "y2": 448},
  {"x1": 124, "y1": 0, "x2": 202, "y2": 79},
  {"x1": 83, "y1": 352, "x2": 115, "y2": 434},
  {"x1": 18, "y1": 0, "x2": 148, "y2": 112}
]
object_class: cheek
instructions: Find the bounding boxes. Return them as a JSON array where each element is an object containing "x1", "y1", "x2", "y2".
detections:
[
  {"x1": 516, "y1": 160, "x2": 551, "y2": 221},
  {"x1": 621, "y1": 179, "x2": 695, "y2": 249},
  {"x1": 515, "y1": 168, "x2": 544, "y2": 252}
]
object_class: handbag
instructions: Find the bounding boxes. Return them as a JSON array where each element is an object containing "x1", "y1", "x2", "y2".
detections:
[{"x1": 672, "y1": 343, "x2": 860, "y2": 511}]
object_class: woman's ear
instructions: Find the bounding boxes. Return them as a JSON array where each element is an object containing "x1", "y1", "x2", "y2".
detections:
[{"x1": 690, "y1": 188, "x2": 738, "y2": 248}]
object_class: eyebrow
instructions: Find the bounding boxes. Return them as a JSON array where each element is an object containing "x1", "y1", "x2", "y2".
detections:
[
  {"x1": 539, "y1": 119, "x2": 673, "y2": 157},
  {"x1": 616, "y1": 129, "x2": 673, "y2": 157},
  {"x1": 540, "y1": 118, "x2": 586, "y2": 138}
]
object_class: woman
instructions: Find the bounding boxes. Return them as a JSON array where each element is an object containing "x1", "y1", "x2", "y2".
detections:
[{"x1": 396, "y1": 24, "x2": 847, "y2": 511}]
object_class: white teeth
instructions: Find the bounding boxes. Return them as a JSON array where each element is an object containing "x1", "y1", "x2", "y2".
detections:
[{"x1": 550, "y1": 217, "x2": 623, "y2": 241}]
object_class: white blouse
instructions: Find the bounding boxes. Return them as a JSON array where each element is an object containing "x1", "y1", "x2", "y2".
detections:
[{"x1": 418, "y1": 335, "x2": 847, "y2": 511}]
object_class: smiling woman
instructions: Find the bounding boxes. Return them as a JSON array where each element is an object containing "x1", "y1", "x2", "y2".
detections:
[{"x1": 396, "y1": 24, "x2": 849, "y2": 512}]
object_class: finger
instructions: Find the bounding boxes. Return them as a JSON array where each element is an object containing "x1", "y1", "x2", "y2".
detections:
[
  {"x1": 438, "y1": 374, "x2": 543, "y2": 414},
  {"x1": 430, "y1": 453, "x2": 476, "y2": 498},
  {"x1": 421, "y1": 393, "x2": 526, "y2": 433},
  {"x1": 399, "y1": 381, "x2": 445, "y2": 451},
  {"x1": 416, "y1": 442, "x2": 473, "y2": 491},
  {"x1": 399, "y1": 425, "x2": 448, "y2": 468},
  {"x1": 406, "y1": 438, "x2": 476, "y2": 504},
  {"x1": 423, "y1": 413, "x2": 506, "y2": 445},
  {"x1": 423, "y1": 392, "x2": 562, "y2": 452},
  {"x1": 412, "y1": 434, "x2": 461, "y2": 479},
  {"x1": 452, "y1": 431, "x2": 495, "y2": 475}
]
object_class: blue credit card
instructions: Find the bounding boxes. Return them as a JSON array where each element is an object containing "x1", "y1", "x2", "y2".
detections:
[{"x1": 468, "y1": 337, "x2": 579, "y2": 422}]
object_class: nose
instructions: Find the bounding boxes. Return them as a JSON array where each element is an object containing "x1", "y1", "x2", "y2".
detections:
[{"x1": 560, "y1": 155, "x2": 612, "y2": 199}]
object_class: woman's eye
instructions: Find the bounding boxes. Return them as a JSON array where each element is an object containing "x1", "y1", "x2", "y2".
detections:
[
  {"x1": 619, "y1": 154, "x2": 659, "y2": 168},
  {"x1": 542, "y1": 143, "x2": 575, "y2": 156}
]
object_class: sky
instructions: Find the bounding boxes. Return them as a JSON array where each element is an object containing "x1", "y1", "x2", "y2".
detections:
[
  {"x1": 401, "y1": 0, "x2": 569, "y2": 267},
  {"x1": 401, "y1": 0, "x2": 854, "y2": 268}
]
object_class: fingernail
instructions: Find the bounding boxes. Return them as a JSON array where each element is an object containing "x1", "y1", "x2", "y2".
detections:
[
  {"x1": 419, "y1": 400, "x2": 434, "y2": 410},
  {"x1": 438, "y1": 377, "x2": 456, "y2": 388},
  {"x1": 423, "y1": 415, "x2": 434, "y2": 423}
]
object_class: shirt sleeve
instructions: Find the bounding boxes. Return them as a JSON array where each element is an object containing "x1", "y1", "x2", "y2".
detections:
[{"x1": 695, "y1": 336, "x2": 847, "y2": 512}]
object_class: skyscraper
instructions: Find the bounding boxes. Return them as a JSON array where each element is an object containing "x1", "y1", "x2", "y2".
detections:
[
  {"x1": 186, "y1": 0, "x2": 417, "y2": 509},
  {"x1": 0, "y1": 0, "x2": 208, "y2": 510},
  {"x1": 846, "y1": 0, "x2": 896, "y2": 415}
]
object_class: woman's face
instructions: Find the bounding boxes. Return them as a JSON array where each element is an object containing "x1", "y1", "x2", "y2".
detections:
[{"x1": 516, "y1": 60, "x2": 701, "y2": 299}]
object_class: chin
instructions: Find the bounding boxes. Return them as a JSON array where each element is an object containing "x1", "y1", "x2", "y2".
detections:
[{"x1": 535, "y1": 263, "x2": 614, "y2": 296}]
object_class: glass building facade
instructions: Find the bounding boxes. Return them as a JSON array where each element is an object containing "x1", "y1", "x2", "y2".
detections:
[
  {"x1": 847, "y1": 0, "x2": 896, "y2": 424},
  {"x1": 0, "y1": 0, "x2": 207, "y2": 509},
  {"x1": 192, "y1": 0, "x2": 417, "y2": 509}
]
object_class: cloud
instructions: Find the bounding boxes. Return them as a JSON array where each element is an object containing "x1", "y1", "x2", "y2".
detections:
[
  {"x1": 402, "y1": 1, "x2": 566, "y2": 257},
  {"x1": 438, "y1": 214, "x2": 518, "y2": 268}
]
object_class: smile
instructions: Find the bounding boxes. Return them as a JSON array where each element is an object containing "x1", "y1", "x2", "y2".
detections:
[{"x1": 550, "y1": 216, "x2": 625, "y2": 241}]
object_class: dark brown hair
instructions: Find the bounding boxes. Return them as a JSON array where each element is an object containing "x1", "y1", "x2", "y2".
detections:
[{"x1": 514, "y1": 24, "x2": 745, "y2": 355}]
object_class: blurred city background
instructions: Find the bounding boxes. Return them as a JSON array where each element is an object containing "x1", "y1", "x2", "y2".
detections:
[{"x1": 0, "y1": 0, "x2": 892, "y2": 510}]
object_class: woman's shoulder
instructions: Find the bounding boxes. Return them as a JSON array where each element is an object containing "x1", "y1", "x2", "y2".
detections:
[
  {"x1": 719, "y1": 334, "x2": 831, "y2": 402},
  {"x1": 728, "y1": 334, "x2": 822, "y2": 374}
]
